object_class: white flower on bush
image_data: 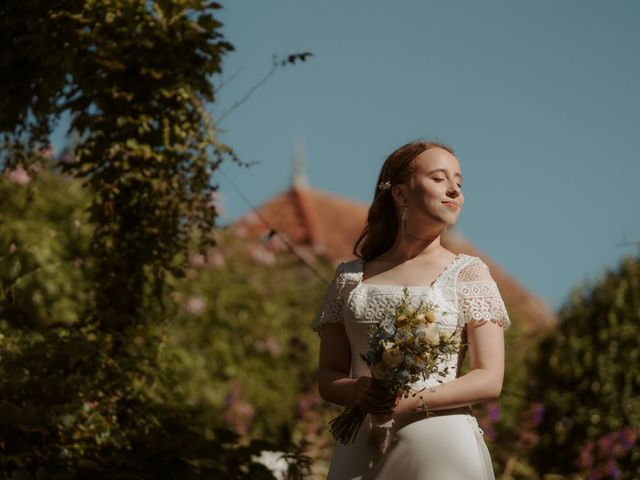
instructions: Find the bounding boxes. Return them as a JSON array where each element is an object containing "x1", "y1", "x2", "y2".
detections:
[
  {"x1": 246, "y1": 243, "x2": 276, "y2": 266},
  {"x1": 251, "y1": 450, "x2": 291, "y2": 480}
]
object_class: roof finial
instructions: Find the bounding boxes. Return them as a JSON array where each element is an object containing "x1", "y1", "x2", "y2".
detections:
[{"x1": 292, "y1": 136, "x2": 309, "y2": 188}]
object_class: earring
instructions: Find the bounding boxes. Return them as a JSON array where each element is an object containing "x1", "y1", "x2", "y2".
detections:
[{"x1": 401, "y1": 206, "x2": 408, "y2": 232}]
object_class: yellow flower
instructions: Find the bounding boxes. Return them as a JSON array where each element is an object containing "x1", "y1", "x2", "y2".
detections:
[
  {"x1": 394, "y1": 314, "x2": 409, "y2": 327},
  {"x1": 425, "y1": 311, "x2": 437, "y2": 323},
  {"x1": 382, "y1": 347, "x2": 405, "y2": 368}
]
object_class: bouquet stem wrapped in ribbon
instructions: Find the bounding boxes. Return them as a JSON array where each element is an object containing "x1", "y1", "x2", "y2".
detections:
[{"x1": 329, "y1": 287, "x2": 463, "y2": 445}]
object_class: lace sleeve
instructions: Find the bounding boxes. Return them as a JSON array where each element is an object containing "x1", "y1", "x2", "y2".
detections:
[
  {"x1": 312, "y1": 262, "x2": 347, "y2": 334},
  {"x1": 456, "y1": 259, "x2": 511, "y2": 330}
]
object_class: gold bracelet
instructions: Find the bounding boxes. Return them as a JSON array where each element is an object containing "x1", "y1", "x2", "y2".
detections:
[
  {"x1": 417, "y1": 395, "x2": 431, "y2": 415},
  {"x1": 417, "y1": 387, "x2": 436, "y2": 415}
]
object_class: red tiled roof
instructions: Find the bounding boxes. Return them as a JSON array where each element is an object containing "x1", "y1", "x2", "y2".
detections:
[{"x1": 232, "y1": 185, "x2": 369, "y2": 262}]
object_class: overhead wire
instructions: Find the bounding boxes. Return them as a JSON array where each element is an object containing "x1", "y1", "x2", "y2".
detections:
[{"x1": 217, "y1": 166, "x2": 330, "y2": 284}]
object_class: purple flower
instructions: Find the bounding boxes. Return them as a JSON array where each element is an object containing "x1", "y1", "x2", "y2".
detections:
[
  {"x1": 606, "y1": 459, "x2": 621, "y2": 479},
  {"x1": 488, "y1": 403, "x2": 500, "y2": 423},
  {"x1": 531, "y1": 403, "x2": 544, "y2": 426}
]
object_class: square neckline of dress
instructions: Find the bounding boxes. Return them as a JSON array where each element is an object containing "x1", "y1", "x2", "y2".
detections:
[{"x1": 355, "y1": 253, "x2": 468, "y2": 291}]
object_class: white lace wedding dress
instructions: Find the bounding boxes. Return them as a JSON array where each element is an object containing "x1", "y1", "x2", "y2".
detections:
[{"x1": 313, "y1": 254, "x2": 511, "y2": 480}]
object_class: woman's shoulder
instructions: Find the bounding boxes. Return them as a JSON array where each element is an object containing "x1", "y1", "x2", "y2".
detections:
[
  {"x1": 454, "y1": 254, "x2": 496, "y2": 283},
  {"x1": 335, "y1": 258, "x2": 364, "y2": 282}
]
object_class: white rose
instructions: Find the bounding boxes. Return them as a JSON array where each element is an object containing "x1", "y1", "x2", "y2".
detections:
[{"x1": 415, "y1": 324, "x2": 440, "y2": 346}]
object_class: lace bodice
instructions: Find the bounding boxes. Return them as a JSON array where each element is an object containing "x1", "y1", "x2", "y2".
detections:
[{"x1": 312, "y1": 254, "x2": 511, "y2": 390}]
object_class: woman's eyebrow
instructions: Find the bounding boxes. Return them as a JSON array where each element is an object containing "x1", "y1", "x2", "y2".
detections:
[{"x1": 427, "y1": 168, "x2": 463, "y2": 180}]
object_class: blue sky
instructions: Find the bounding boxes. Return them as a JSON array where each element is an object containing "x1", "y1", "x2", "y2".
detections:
[{"x1": 52, "y1": 0, "x2": 640, "y2": 312}]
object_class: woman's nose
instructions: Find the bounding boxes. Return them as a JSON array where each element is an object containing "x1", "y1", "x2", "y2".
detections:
[{"x1": 447, "y1": 184, "x2": 461, "y2": 197}]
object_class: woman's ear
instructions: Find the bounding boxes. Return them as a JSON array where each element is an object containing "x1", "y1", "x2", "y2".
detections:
[{"x1": 391, "y1": 185, "x2": 406, "y2": 207}]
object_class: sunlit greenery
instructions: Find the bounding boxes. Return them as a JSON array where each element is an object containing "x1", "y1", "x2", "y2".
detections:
[{"x1": 527, "y1": 251, "x2": 640, "y2": 479}]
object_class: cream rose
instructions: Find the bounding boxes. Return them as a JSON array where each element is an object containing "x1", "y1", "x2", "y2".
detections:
[
  {"x1": 382, "y1": 347, "x2": 405, "y2": 368},
  {"x1": 415, "y1": 324, "x2": 440, "y2": 346}
]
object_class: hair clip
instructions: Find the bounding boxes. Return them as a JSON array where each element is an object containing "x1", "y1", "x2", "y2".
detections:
[{"x1": 378, "y1": 180, "x2": 391, "y2": 191}]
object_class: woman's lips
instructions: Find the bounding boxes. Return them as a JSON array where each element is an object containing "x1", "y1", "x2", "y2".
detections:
[{"x1": 442, "y1": 201, "x2": 459, "y2": 210}]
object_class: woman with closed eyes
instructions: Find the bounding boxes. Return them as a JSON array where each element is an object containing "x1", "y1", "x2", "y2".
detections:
[{"x1": 313, "y1": 139, "x2": 511, "y2": 479}]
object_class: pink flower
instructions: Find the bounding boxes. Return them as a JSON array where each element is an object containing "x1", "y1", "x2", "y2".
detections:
[
  {"x1": 206, "y1": 251, "x2": 226, "y2": 268},
  {"x1": 296, "y1": 390, "x2": 324, "y2": 418},
  {"x1": 224, "y1": 381, "x2": 256, "y2": 434},
  {"x1": 269, "y1": 234, "x2": 290, "y2": 252},
  {"x1": 255, "y1": 336, "x2": 282, "y2": 357},
  {"x1": 28, "y1": 161, "x2": 43, "y2": 174},
  {"x1": 243, "y1": 211, "x2": 260, "y2": 226},
  {"x1": 296, "y1": 247, "x2": 317, "y2": 265},
  {"x1": 6, "y1": 167, "x2": 31, "y2": 186},
  {"x1": 35, "y1": 144, "x2": 54, "y2": 160},
  {"x1": 233, "y1": 226, "x2": 248, "y2": 238},
  {"x1": 61, "y1": 150, "x2": 76, "y2": 164},
  {"x1": 223, "y1": 400, "x2": 255, "y2": 434},
  {"x1": 208, "y1": 190, "x2": 226, "y2": 215},
  {"x1": 246, "y1": 243, "x2": 276, "y2": 266},
  {"x1": 189, "y1": 253, "x2": 206, "y2": 267},
  {"x1": 184, "y1": 296, "x2": 206, "y2": 316},
  {"x1": 578, "y1": 440, "x2": 595, "y2": 469}
]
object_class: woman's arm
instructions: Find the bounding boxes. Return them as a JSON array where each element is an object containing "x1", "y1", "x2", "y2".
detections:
[
  {"x1": 394, "y1": 319, "x2": 505, "y2": 413},
  {"x1": 318, "y1": 322, "x2": 397, "y2": 414},
  {"x1": 317, "y1": 322, "x2": 355, "y2": 407}
]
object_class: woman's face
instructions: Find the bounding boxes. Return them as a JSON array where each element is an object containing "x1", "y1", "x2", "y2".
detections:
[{"x1": 396, "y1": 147, "x2": 464, "y2": 228}]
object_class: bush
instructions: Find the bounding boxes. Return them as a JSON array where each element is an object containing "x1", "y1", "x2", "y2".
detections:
[
  {"x1": 0, "y1": 166, "x2": 312, "y2": 479},
  {"x1": 528, "y1": 251, "x2": 640, "y2": 479}
]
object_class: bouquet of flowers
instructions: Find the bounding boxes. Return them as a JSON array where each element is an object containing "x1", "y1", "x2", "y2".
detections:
[{"x1": 329, "y1": 287, "x2": 464, "y2": 444}]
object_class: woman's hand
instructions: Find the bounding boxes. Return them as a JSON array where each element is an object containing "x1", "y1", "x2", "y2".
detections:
[
  {"x1": 389, "y1": 392, "x2": 420, "y2": 416},
  {"x1": 351, "y1": 376, "x2": 398, "y2": 415}
]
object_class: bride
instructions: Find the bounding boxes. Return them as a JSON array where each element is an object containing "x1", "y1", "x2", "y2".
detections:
[{"x1": 313, "y1": 140, "x2": 511, "y2": 479}]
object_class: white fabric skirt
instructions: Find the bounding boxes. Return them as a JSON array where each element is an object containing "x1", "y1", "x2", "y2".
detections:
[{"x1": 327, "y1": 413, "x2": 495, "y2": 480}]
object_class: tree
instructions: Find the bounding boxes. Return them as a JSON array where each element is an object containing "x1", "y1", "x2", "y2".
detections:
[
  {"x1": 1, "y1": 0, "x2": 239, "y2": 340},
  {"x1": 528, "y1": 251, "x2": 640, "y2": 479},
  {"x1": 0, "y1": 2, "x2": 312, "y2": 477}
]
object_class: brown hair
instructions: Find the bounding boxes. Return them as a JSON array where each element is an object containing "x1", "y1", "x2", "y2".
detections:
[{"x1": 353, "y1": 139, "x2": 455, "y2": 262}]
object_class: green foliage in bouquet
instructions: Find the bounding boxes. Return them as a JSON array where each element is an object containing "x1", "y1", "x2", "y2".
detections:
[{"x1": 527, "y1": 251, "x2": 640, "y2": 479}]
